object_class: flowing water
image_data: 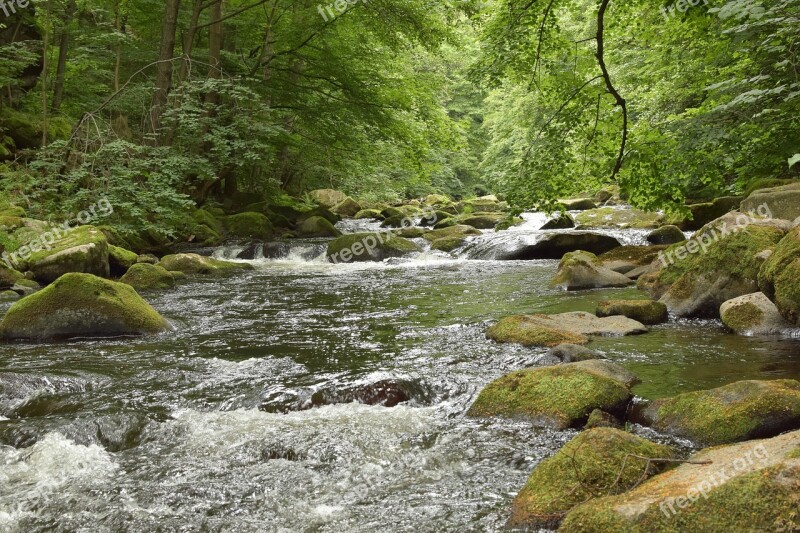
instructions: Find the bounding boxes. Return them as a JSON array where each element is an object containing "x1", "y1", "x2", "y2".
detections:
[{"x1": 1, "y1": 212, "x2": 799, "y2": 532}]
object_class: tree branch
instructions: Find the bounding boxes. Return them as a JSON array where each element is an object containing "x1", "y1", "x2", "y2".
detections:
[{"x1": 595, "y1": 0, "x2": 627, "y2": 181}]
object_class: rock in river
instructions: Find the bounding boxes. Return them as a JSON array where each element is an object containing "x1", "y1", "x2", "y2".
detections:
[
  {"x1": 720, "y1": 292, "x2": 793, "y2": 335},
  {"x1": 499, "y1": 232, "x2": 622, "y2": 260},
  {"x1": 487, "y1": 311, "x2": 647, "y2": 347},
  {"x1": 596, "y1": 299, "x2": 668, "y2": 325},
  {"x1": 551, "y1": 251, "x2": 634, "y2": 290}
]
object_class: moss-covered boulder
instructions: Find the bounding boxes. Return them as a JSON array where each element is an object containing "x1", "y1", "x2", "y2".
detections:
[
  {"x1": 380, "y1": 206, "x2": 405, "y2": 219},
  {"x1": 559, "y1": 198, "x2": 597, "y2": 211},
  {"x1": 576, "y1": 207, "x2": 663, "y2": 229},
  {"x1": 326, "y1": 232, "x2": 420, "y2": 263},
  {"x1": 596, "y1": 300, "x2": 668, "y2": 325},
  {"x1": 508, "y1": 428, "x2": 674, "y2": 530},
  {"x1": 296, "y1": 216, "x2": 341, "y2": 237},
  {"x1": 464, "y1": 197, "x2": 506, "y2": 213},
  {"x1": 0, "y1": 264, "x2": 25, "y2": 290},
  {"x1": 646, "y1": 225, "x2": 686, "y2": 245},
  {"x1": 638, "y1": 379, "x2": 800, "y2": 446},
  {"x1": 501, "y1": 232, "x2": 622, "y2": 260},
  {"x1": 27, "y1": 225, "x2": 110, "y2": 284},
  {"x1": 430, "y1": 236, "x2": 467, "y2": 252},
  {"x1": 380, "y1": 215, "x2": 408, "y2": 228},
  {"x1": 108, "y1": 245, "x2": 138, "y2": 277},
  {"x1": 653, "y1": 219, "x2": 785, "y2": 318},
  {"x1": 459, "y1": 213, "x2": 505, "y2": 229},
  {"x1": 331, "y1": 197, "x2": 362, "y2": 218},
  {"x1": 119, "y1": 263, "x2": 176, "y2": 291},
  {"x1": 159, "y1": 253, "x2": 254, "y2": 276},
  {"x1": 0, "y1": 273, "x2": 170, "y2": 340},
  {"x1": 354, "y1": 209, "x2": 384, "y2": 220},
  {"x1": 432, "y1": 217, "x2": 459, "y2": 230},
  {"x1": 596, "y1": 245, "x2": 668, "y2": 274},
  {"x1": 467, "y1": 361, "x2": 636, "y2": 428},
  {"x1": 741, "y1": 182, "x2": 800, "y2": 222},
  {"x1": 419, "y1": 211, "x2": 452, "y2": 228},
  {"x1": 192, "y1": 208, "x2": 223, "y2": 233},
  {"x1": 487, "y1": 312, "x2": 647, "y2": 348},
  {"x1": 551, "y1": 251, "x2": 634, "y2": 290},
  {"x1": 423, "y1": 194, "x2": 450, "y2": 206},
  {"x1": 540, "y1": 212, "x2": 575, "y2": 229},
  {"x1": 679, "y1": 195, "x2": 743, "y2": 231},
  {"x1": 584, "y1": 409, "x2": 623, "y2": 429},
  {"x1": 223, "y1": 212, "x2": 274, "y2": 239},
  {"x1": 759, "y1": 226, "x2": 800, "y2": 326},
  {"x1": 422, "y1": 224, "x2": 481, "y2": 242},
  {"x1": 561, "y1": 429, "x2": 800, "y2": 533},
  {"x1": 297, "y1": 206, "x2": 340, "y2": 225},
  {"x1": 393, "y1": 227, "x2": 427, "y2": 239},
  {"x1": 308, "y1": 189, "x2": 348, "y2": 208},
  {"x1": 720, "y1": 292, "x2": 792, "y2": 335},
  {"x1": 544, "y1": 343, "x2": 603, "y2": 363}
]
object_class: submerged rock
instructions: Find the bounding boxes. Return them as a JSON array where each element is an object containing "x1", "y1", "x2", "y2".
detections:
[
  {"x1": 508, "y1": 428, "x2": 673, "y2": 530},
  {"x1": 159, "y1": 253, "x2": 254, "y2": 276},
  {"x1": 326, "y1": 232, "x2": 420, "y2": 263},
  {"x1": 500, "y1": 232, "x2": 622, "y2": 260},
  {"x1": 467, "y1": 361, "x2": 636, "y2": 428},
  {"x1": 597, "y1": 245, "x2": 667, "y2": 274},
  {"x1": 561, "y1": 429, "x2": 800, "y2": 532},
  {"x1": 544, "y1": 343, "x2": 603, "y2": 363},
  {"x1": 596, "y1": 299, "x2": 668, "y2": 325},
  {"x1": 0, "y1": 273, "x2": 170, "y2": 340},
  {"x1": 720, "y1": 292, "x2": 793, "y2": 335},
  {"x1": 119, "y1": 263, "x2": 176, "y2": 291},
  {"x1": 551, "y1": 251, "x2": 634, "y2": 290},
  {"x1": 637, "y1": 379, "x2": 800, "y2": 446}
]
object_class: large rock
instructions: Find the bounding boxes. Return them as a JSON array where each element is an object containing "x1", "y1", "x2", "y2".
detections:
[
  {"x1": 597, "y1": 245, "x2": 667, "y2": 274},
  {"x1": 680, "y1": 195, "x2": 743, "y2": 230},
  {"x1": 561, "y1": 430, "x2": 800, "y2": 532},
  {"x1": 27, "y1": 225, "x2": 110, "y2": 284},
  {"x1": 459, "y1": 213, "x2": 505, "y2": 229},
  {"x1": 119, "y1": 263, "x2": 176, "y2": 291},
  {"x1": 508, "y1": 428, "x2": 674, "y2": 530},
  {"x1": 354, "y1": 209, "x2": 383, "y2": 220},
  {"x1": 575, "y1": 207, "x2": 662, "y2": 229},
  {"x1": 296, "y1": 216, "x2": 341, "y2": 237},
  {"x1": 421, "y1": 224, "x2": 481, "y2": 242},
  {"x1": 759, "y1": 226, "x2": 800, "y2": 326},
  {"x1": 467, "y1": 361, "x2": 636, "y2": 428},
  {"x1": 540, "y1": 212, "x2": 575, "y2": 229},
  {"x1": 0, "y1": 273, "x2": 171, "y2": 340},
  {"x1": 308, "y1": 189, "x2": 348, "y2": 208},
  {"x1": 720, "y1": 292, "x2": 793, "y2": 335},
  {"x1": 487, "y1": 312, "x2": 647, "y2": 348},
  {"x1": 108, "y1": 245, "x2": 138, "y2": 276},
  {"x1": 500, "y1": 232, "x2": 622, "y2": 260},
  {"x1": 326, "y1": 232, "x2": 420, "y2": 263},
  {"x1": 331, "y1": 197, "x2": 362, "y2": 218},
  {"x1": 652, "y1": 217, "x2": 785, "y2": 318},
  {"x1": 559, "y1": 198, "x2": 597, "y2": 211},
  {"x1": 223, "y1": 212, "x2": 274, "y2": 239},
  {"x1": 646, "y1": 225, "x2": 686, "y2": 245},
  {"x1": 596, "y1": 300, "x2": 668, "y2": 325},
  {"x1": 159, "y1": 253, "x2": 254, "y2": 276},
  {"x1": 637, "y1": 379, "x2": 800, "y2": 446},
  {"x1": 551, "y1": 251, "x2": 634, "y2": 290},
  {"x1": 741, "y1": 181, "x2": 800, "y2": 222},
  {"x1": 0, "y1": 264, "x2": 25, "y2": 290},
  {"x1": 464, "y1": 197, "x2": 506, "y2": 213}
]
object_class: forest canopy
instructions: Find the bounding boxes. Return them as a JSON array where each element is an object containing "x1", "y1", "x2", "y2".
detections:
[{"x1": 0, "y1": 0, "x2": 797, "y2": 232}]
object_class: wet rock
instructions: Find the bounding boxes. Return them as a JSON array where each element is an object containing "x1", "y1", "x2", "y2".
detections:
[
  {"x1": 585, "y1": 409, "x2": 623, "y2": 429},
  {"x1": 223, "y1": 212, "x2": 274, "y2": 239},
  {"x1": 10, "y1": 279, "x2": 40, "y2": 296},
  {"x1": 597, "y1": 245, "x2": 667, "y2": 274},
  {"x1": 0, "y1": 264, "x2": 25, "y2": 289},
  {"x1": 393, "y1": 227, "x2": 427, "y2": 239},
  {"x1": 264, "y1": 379, "x2": 428, "y2": 412},
  {"x1": 354, "y1": 208, "x2": 384, "y2": 220},
  {"x1": 596, "y1": 299, "x2": 668, "y2": 325},
  {"x1": 720, "y1": 292, "x2": 793, "y2": 335},
  {"x1": 331, "y1": 197, "x2": 362, "y2": 218},
  {"x1": 430, "y1": 236, "x2": 467, "y2": 252},
  {"x1": 545, "y1": 343, "x2": 603, "y2": 363},
  {"x1": 464, "y1": 197, "x2": 506, "y2": 213},
  {"x1": 646, "y1": 225, "x2": 686, "y2": 245},
  {"x1": 326, "y1": 232, "x2": 420, "y2": 263},
  {"x1": 422, "y1": 224, "x2": 481, "y2": 242},
  {"x1": 159, "y1": 253, "x2": 254, "y2": 276},
  {"x1": 741, "y1": 182, "x2": 800, "y2": 222},
  {"x1": 500, "y1": 232, "x2": 622, "y2": 260},
  {"x1": 297, "y1": 206, "x2": 340, "y2": 225},
  {"x1": 459, "y1": 213, "x2": 505, "y2": 229},
  {"x1": 0, "y1": 273, "x2": 171, "y2": 341},
  {"x1": 679, "y1": 195, "x2": 743, "y2": 231},
  {"x1": 380, "y1": 215, "x2": 408, "y2": 228},
  {"x1": 576, "y1": 207, "x2": 663, "y2": 229},
  {"x1": 0, "y1": 289, "x2": 19, "y2": 302},
  {"x1": 296, "y1": 216, "x2": 341, "y2": 237},
  {"x1": 136, "y1": 253, "x2": 159, "y2": 264},
  {"x1": 467, "y1": 361, "x2": 637, "y2": 428},
  {"x1": 759, "y1": 226, "x2": 800, "y2": 326},
  {"x1": 540, "y1": 212, "x2": 575, "y2": 229},
  {"x1": 559, "y1": 198, "x2": 597, "y2": 211},
  {"x1": 27, "y1": 225, "x2": 110, "y2": 284},
  {"x1": 561, "y1": 429, "x2": 800, "y2": 532},
  {"x1": 637, "y1": 379, "x2": 800, "y2": 446},
  {"x1": 119, "y1": 263, "x2": 176, "y2": 291},
  {"x1": 487, "y1": 312, "x2": 647, "y2": 348},
  {"x1": 551, "y1": 251, "x2": 634, "y2": 290},
  {"x1": 380, "y1": 206, "x2": 405, "y2": 219},
  {"x1": 508, "y1": 428, "x2": 673, "y2": 530},
  {"x1": 309, "y1": 189, "x2": 349, "y2": 208},
  {"x1": 108, "y1": 245, "x2": 138, "y2": 276}
]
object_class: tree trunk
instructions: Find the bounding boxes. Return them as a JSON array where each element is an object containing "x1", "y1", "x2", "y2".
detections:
[
  {"x1": 41, "y1": 27, "x2": 49, "y2": 147},
  {"x1": 149, "y1": 0, "x2": 181, "y2": 140},
  {"x1": 178, "y1": 0, "x2": 205, "y2": 85}
]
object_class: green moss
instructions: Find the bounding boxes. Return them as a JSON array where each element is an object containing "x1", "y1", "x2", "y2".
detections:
[
  {"x1": 648, "y1": 380, "x2": 800, "y2": 446},
  {"x1": 576, "y1": 207, "x2": 663, "y2": 229},
  {"x1": 509, "y1": 428, "x2": 673, "y2": 529},
  {"x1": 486, "y1": 315, "x2": 589, "y2": 347},
  {"x1": 108, "y1": 245, "x2": 138, "y2": 276},
  {"x1": 223, "y1": 212, "x2": 274, "y2": 239},
  {"x1": 422, "y1": 224, "x2": 481, "y2": 242},
  {"x1": 326, "y1": 232, "x2": 420, "y2": 262},
  {"x1": 192, "y1": 209, "x2": 223, "y2": 233},
  {"x1": 430, "y1": 236, "x2": 466, "y2": 252},
  {"x1": 562, "y1": 463, "x2": 800, "y2": 533},
  {"x1": 119, "y1": 263, "x2": 175, "y2": 291},
  {"x1": 0, "y1": 264, "x2": 24, "y2": 288},
  {"x1": 773, "y1": 258, "x2": 800, "y2": 325},
  {"x1": 0, "y1": 109, "x2": 72, "y2": 149},
  {"x1": 0, "y1": 273, "x2": 169, "y2": 340},
  {"x1": 467, "y1": 366, "x2": 632, "y2": 428},
  {"x1": 598, "y1": 245, "x2": 667, "y2": 265},
  {"x1": 354, "y1": 209, "x2": 383, "y2": 220},
  {"x1": 25, "y1": 225, "x2": 110, "y2": 283},
  {"x1": 722, "y1": 301, "x2": 764, "y2": 332},
  {"x1": 297, "y1": 216, "x2": 341, "y2": 237},
  {"x1": 159, "y1": 253, "x2": 254, "y2": 276},
  {"x1": 596, "y1": 300, "x2": 668, "y2": 325},
  {"x1": 743, "y1": 178, "x2": 797, "y2": 198}
]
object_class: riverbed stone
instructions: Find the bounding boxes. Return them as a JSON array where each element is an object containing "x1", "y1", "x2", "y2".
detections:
[
  {"x1": 354, "y1": 209, "x2": 384, "y2": 220},
  {"x1": 596, "y1": 300, "x2": 668, "y2": 325},
  {"x1": 576, "y1": 207, "x2": 662, "y2": 229},
  {"x1": 158, "y1": 253, "x2": 254, "y2": 276},
  {"x1": 680, "y1": 195, "x2": 743, "y2": 230},
  {"x1": 27, "y1": 225, "x2": 110, "y2": 284},
  {"x1": 544, "y1": 343, "x2": 603, "y2": 363},
  {"x1": 467, "y1": 361, "x2": 636, "y2": 428},
  {"x1": 646, "y1": 225, "x2": 686, "y2": 245},
  {"x1": 309, "y1": 189, "x2": 348, "y2": 208},
  {"x1": 741, "y1": 182, "x2": 800, "y2": 222},
  {"x1": 561, "y1": 429, "x2": 800, "y2": 533},
  {"x1": 508, "y1": 428, "x2": 674, "y2": 530},
  {"x1": 223, "y1": 212, "x2": 274, "y2": 239},
  {"x1": 119, "y1": 263, "x2": 176, "y2": 291},
  {"x1": 596, "y1": 245, "x2": 667, "y2": 274},
  {"x1": 487, "y1": 312, "x2": 647, "y2": 348},
  {"x1": 459, "y1": 213, "x2": 505, "y2": 229},
  {"x1": 0, "y1": 273, "x2": 171, "y2": 340},
  {"x1": 331, "y1": 197, "x2": 362, "y2": 218},
  {"x1": 108, "y1": 245, "x2": 138, "y2": 276},
  {"x1": 326, "y1": 232, "x2": 420, "y2": 263},
  {"x1": 296, "y1": 216, "x2": 341, "y2": 237},
  {"x1": 430, "y1": 236, "x2": 467, "y2": 252},
  {"x1": 559, "y1": 198, "x2": 597, "y2": 211},
  {"x1": 500, "y1": 232, "x2": 622, "y2": 260},
  {"x1": 759, "y1": 226, "x2": 800, "y2": 326},
  {"x1": 551, "y1": 251, "x2": 634, "y2": 290},
  {"x1": 0, "y1": 264, "x2": 25, "y2": 289},
  {"x1": 540, "y1": 212, "x2": 575, "y2": 229},
  {"x1": 638, "y1": 379, "x2": 800, "y2": 446},
  {"x1": 720, "y1": 292, "x2": 793, "y2": 335},
  {"x1": 422, "y1": 224, "x2": 481, "y2": 242}
]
